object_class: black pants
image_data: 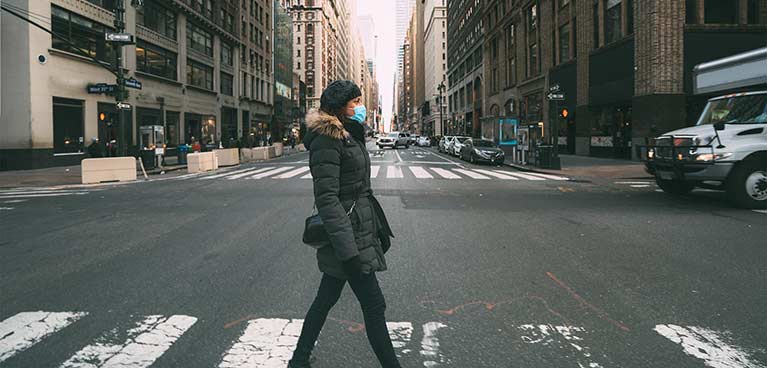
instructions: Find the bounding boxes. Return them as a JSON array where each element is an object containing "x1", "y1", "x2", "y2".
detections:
[{"x1": 291, "y1": 272, "x2": 401, "y2": 368}]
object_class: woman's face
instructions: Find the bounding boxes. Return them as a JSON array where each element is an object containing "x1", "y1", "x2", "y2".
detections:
[{"x1": 341, "y1": 96, "x2": 363, "y2": 118}]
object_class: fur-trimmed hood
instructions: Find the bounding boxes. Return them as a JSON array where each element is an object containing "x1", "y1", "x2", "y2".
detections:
[{"x1": 305, "y1": 108, "x2": 350, "y2": 140}]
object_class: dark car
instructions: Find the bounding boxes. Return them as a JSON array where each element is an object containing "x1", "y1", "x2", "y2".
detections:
[{"x1": 459, "y1": 138, "x2": 505, "y2": 165}]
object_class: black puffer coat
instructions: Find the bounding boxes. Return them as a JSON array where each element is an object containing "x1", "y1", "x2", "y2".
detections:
[{"x1": 303, "y1": 109, "x2": 394, "y2": 280}]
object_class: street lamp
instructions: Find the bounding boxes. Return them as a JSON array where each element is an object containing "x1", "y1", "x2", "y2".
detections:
[{"x1": 437, "y1": 81, "x2": 446, "y2": 137}]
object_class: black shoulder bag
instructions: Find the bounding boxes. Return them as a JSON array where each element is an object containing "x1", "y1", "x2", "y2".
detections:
[{"x1": 302, "y1": 199, "x2": 357, "y2": 249}]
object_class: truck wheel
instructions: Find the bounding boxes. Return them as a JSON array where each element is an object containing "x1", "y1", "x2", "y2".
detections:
[
  {"x1": 656, "y1": 178, "x2": 695, "y2": 195},
  {"x1": 726, "y1": 160, "x2": 767, "y2": 209}
]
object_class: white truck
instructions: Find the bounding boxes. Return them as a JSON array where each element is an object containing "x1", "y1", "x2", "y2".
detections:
[{"x1": 645, "y1": 47, "x2": 767, "y2": 209}]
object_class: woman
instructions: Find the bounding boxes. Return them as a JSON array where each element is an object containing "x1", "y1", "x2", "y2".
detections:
[{"x1": 289, "y1": 80, "x2": 398, "y2": 368}]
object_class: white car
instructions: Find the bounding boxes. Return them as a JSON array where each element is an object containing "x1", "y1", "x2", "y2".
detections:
[
  {"x1": 439, "y1": 136, "x2": 454, "y2": 153},
  {"x1": 450, "y1": 136, "x2": 470, "y2": 156},
  {"x1": 417, "y1": 136, "x2": 431, "y2": 147}
]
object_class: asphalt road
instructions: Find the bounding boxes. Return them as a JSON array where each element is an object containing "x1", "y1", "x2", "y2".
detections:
[{"x1": 1, "y1": 142, "x2": 766, "y2": 368}]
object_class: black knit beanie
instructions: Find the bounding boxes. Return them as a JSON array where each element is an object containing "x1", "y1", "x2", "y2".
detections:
[{"x1": 320, "y1": 80, "x2": 362, "y2": 114}]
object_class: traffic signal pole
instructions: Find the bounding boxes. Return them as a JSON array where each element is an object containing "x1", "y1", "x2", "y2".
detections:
[{"x1": 113, "y1": 0, "x2": 127, "y2": 157}]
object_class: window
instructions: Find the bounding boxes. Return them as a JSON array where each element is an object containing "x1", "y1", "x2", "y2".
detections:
[
  {"x1": 559, "y1": 0, "x2": 569, "y2": 7},
  {"x1": 220, "y1": 72, "x2": 234, "y2": 95},
  {"x1": 747, "y1": 0, "x2": 761, "y2": 24},
  {"x1": 51, "y1": 6, "x2": 114, "y2": 64},
  {"x1": 704, "y1": 0, "x2": 739, "y2": 24},
  {"x1": 604, "y1": 0, "x2": 622, "y2": 44},
  {"x1": 527, "y1": 4, "x2": 538, "y2": 31},
  {"x1": 187, "y1": 59, "x2": 213, "y2": 90},
  {"x1": 528, "y1": 43, "x2": 538, "y2": 77},
  {"x1": 686, "y1": 0, "x2": 699, "y2": 23},
  {"x1": 593, "y1": 0, "x2": 600, "y2": 47},
  {"x1": 186, "y1": 22, "x2": 213, "y2": 56},
  {"x1": 136, "y1": 40, "x2": 177, "y2": 80},
  {"x1": 559, "y1": 23, "x2": 570, "y2": 63},
  {"x1": 491, "y1": 37, "x2": 499, "y2": 92},
  {"x1": 221, "y1": 42, "x2": 233, "y2": 66},
  {"x1": 626, "y1": 0, "x2": 633, "y2": 33},
  {"x1": 53, "y1": 97, "x2": 84, "y2": 154},
  {"x1": 506, "y1": 24, "x2": 516, "y2": 86},
  {"x1": 86, "y1": 0, "x2": 114, "y2": 11},
  {"x1": 297, "y1": 24, "x2": 301, "y2": 32},
  {"x1": 136, "y1": 2, "x2": 177, "y2": 39},
  {"x1": 297, "y1": 49, "x2": 301, "y2": 57},
  {"x1": 297, "y1": 36, "x2": 301, "y2": 44}
]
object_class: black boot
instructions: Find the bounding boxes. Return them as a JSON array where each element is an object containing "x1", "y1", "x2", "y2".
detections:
[{"x1": 287, "y1": 358, "x2": 312, "y2": 368}]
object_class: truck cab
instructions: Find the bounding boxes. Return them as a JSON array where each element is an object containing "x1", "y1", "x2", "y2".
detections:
[{"x1": 645, "y1": 47, "x2": 767, "y2": 208}]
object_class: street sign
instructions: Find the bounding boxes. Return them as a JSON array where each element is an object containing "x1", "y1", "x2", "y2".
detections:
[
  {"x1": 547, "y1": 93, "x2": 565, "y2": 101},
  {"x1": 87, "y1": 83, "x2": 117, "y2": 94},
  {"x1": 124, "y1": 78, "x2": 142, "y2": 89},
  {"x1": 549, "y1": 84, "x2": 561, "y2": 92},
  {"x1": 105, "y1": 32, "x2": 135, "y2": 44},
  {"x1": 116, "y1": 102, "x2": 132, "y2": 110}
]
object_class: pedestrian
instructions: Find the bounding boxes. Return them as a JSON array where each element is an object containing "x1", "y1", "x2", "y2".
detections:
[
  {"x1": 289, "y1": 80, "x2": 397, "y2": 368},
  {"x1": 87, "y1": 137, "x2": 104, "y2": 158}
]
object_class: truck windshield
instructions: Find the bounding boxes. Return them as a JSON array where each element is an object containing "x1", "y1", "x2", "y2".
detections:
[{"x1": 697, "y1": 94, "x2": 767, "y2": 125}]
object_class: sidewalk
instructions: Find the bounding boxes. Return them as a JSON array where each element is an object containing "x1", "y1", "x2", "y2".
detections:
[
  {"x1": 507, "y1": 154, "x2": 653, "y2": 180},
  {"x1": 0, "y1": 165, "x2": 83, "y2": 189}
]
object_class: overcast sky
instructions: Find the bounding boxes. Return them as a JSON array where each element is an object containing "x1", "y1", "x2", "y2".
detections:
[{"x1": 356, "y1": 0, "x2": 396, "y2": 130}]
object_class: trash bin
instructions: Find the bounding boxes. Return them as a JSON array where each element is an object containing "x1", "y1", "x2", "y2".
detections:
[
  {"x1": 140, "y1": 149, "x2": 157, "y2": 169},
  {"x1": 177, "y1": 145, "x2": 189, "y2": 165},
  {"x1": 535, "y1": 145, "x2": 561, "y2": 169}
]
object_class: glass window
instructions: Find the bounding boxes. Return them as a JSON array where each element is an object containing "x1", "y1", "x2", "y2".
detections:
[
  {"x1": 166, "y1": 111, "x2": 180, "y2": 146},
  {"x1": 86, "y1": 0, "x2": 114, "y2": 11},
  {"x1": 220, "y1": 72, "x2": 233, "y2": 95},
  {"x1": 704, "y1": 0, "x2": 739, "y2": 24},
  {"x1": 559, "y1": 23, "x2": 571, "y2": 63},
  {"x1": 686, "y1": 0, "x2": 699, "y2": 23},
  {"x1": 604, "y1": 0, "x2": 622, "y2": 44},
  {"x1": 626, "y1": 0, "x2": 633, "y2": 33},
  {"x1": 136, "y1": 40, "x2": 177, "y2": 80},
  {"x1": 186, "y1": 22, "x2": 213, "y2": 56},
  {"x1": 593, "y1": 0, "x2": 600, "y2": 48},
  {"x1": 51, "y1": 6, "x2": 114, "y2": 64},
  {"x1": 221, "y1": 42, "x2": 233, "y2": 66},
  {"x1": 136, "y1": 2, "x2": 177, "y2": 39},
  {"x1": 53, "y1": 97, "x2": 84, "y2": 154},
  {"x1": 528, "y1": 4, "x2": 538, "y2": 31},
  {"x1": 187, "y1": 59, "x2": 213, "y2": 90},
  {"x1": 747, "y1": 0, "x2": 761, "y2": 24},
  {"x1": 528, "y1": 43, "x2": 538, "y2": 77},
  {"x1": 506, "y1": 24, "x2": 516, "y2": 86}
]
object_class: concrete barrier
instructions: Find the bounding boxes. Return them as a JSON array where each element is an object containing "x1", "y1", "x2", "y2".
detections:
[
  {"x1": 81, "y1": 157, "x2": 137, "y2": 184},
  {"x1": 240, "y1": 148, "x2": 253, "y2": 163},
  {"x1": 251, "y1": 147, "x2": 270, "y2": 160},
  {"x1": 272, "y1": 143, "x2": 284, "y2": 157},
  {"x1": 187, "y1": 152, "x2": 218, "y2": 173},
  {"x1": 215, "y1": 148, "x2": 240, "y2": 166}
]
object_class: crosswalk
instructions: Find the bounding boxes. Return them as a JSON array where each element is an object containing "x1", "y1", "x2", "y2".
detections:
[
  {"x1": 1, "y1": 310, "x2": 764, "y2": 367},
  {"x1": 0, "y1": 188, "x2": 94, "y2": 211},
  {"x1": 193, "y1": 165, "x2": 569, "y2": 182}
]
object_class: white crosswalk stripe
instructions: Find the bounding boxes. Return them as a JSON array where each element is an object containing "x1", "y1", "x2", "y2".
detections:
[
  {"x1": 249, "y1": 167, "x2": 295, "y2": 179},
  {"x1": 472, "y1": 169, "x2": 519, "y2": 180},
  {"x1": 370, "y1": 165, "x2": 380, "y2": 178},
  {"x1": 201, "y1": 168, "x2": 257, "y2": 180},
  {"x1": 226, "y1": 167, "x2": 275, "y2": 180},
  {"x1": 496, "y1": 171, "x2": 545, "y2": 181},
  {"x1": 273, "y1": 166, "x2": 310, "y2": 179},
  {"x1": 387, "y1": 166, "x2": 404, "y2": 178},
  {"x1": 430, "y1": 168, "x2": 462, "y2": 179},
  {"x1": 524, "y1": 172, "x2": 569, "y2": 181},
  {"x1": 409, "y1": 166, "x2": 433, "y2": 179},
  {"x1": 453, "y1": 169, "x2": 491, "y2": 179},
  {"x1": 0, "y1": 311, "x2": 87, "y2": 363}
]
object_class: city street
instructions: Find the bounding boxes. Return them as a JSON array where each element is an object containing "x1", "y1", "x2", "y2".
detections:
[{"x1": 1, "y1": 143, "x2": 766, "y2": 368}]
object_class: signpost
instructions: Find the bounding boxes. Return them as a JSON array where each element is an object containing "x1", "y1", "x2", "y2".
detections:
[
  {"x1": 87, "y1": 83, "x2": 117, "y2": 94},
  {"x1": 105, "y1": 32, "x2": 135, "y2": 43},
  {"x1": 124, "y1": 78, "x2": 142, "y2": 89},
  {"x1": 546, "y1": 84, "x2": 565, "y2": 169}
]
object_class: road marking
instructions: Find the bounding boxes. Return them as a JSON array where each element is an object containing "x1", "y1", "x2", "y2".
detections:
[
  {"x1": 0, "y1": 190, "x2": 81, "y2": 196},
  {"x1": 654, "y1": 324, "x2": 765, "y2": 368},
  {"x1": 0, "y1": 207, "x2": 14, "y2": 211},
  {"x1": 519, "y1": 325, "x2": 604, "y2": 368},
  {"x1": 387, "y1": 322, "x2": 414, "y2": 358},
  {"x1": 370, "y1": 165, "x2": 380, "y2": 178},
  {"x1": 249, "y1": 167, "x2": 294, "y2": 179},
  {"x1": 409, "y1": 166, "x2": 434, "y2": 179},
  {"x1": 273, "y1": 166, "x2": 310, "y2": 179},
  {"x1": 301, "y1": 173, "x2": 313, "y2": 179},
  {"x1": 524, "y1": 172, "x2": 569, "y2": 181},
  {"x1": 2, "y1": 199, "x2": 28, "y2": 203},
  {"x1": 200, "y1": 168, "x2": 256, "y2": 180},
  {"x1": 431, "y1": 168, "x2": 461, "y2": 179},
  {"x1": 453, "y1": 169, "x2": 490, "y2": 179},
  {"x1": 630, "y1": 185, "x2": 652, "y2": 188},
  {"x1": 408, "y1": 161, "x2": 461, "y2": 165},
  {"x1": 421, "y1": 322, "x2": 448, "y2": 367},
  {"x1": 615, "y1": 181, "x2": 653, "y2": 185},
  {"x1": 494, "y1": 171, "x2": 544, "y2": 181},
  {"x1": 0, "y1": 192, "x2": 89, "y2": 199},
  {"x1": 471, "y1": 169, "x2": 520, "y2": 180},
  {"x1": 0, "y1": 311, "x2": 88, "y2": 363},
  {"x1": 386, "y1": 166, "x2": 404, "y2": 178},
  {"x1": 753, "y1": 210, "x2": 767, "y2": 214},
  {"x1": 395, "y1": 149, "x2": 403, "y2": 163},
  {"x1": 62, "y1": 315, "x2": 197, "y2": 368},
  {"x1": 226, "y1": 167, "x2": 275, "y2": 180}
]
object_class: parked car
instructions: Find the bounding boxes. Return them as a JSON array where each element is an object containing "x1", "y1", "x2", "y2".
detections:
[
  {"x1": 377, "y1": 132, "x2": 410, "y2": 149},
  {"x1": 460, "y1": 138, "x2": 505, "y2": 165},
  {"x1": 417, "y1": 136, "x2": 431, "y2": 147},
  {"x1": 407, "y1": 133, "x2": 415, "y2": 145},
  {"x1": 439, "y1": 136, "x2": 454, "y2": 153},
  {"x1": 449, "y1": 136, "x2": 470, "y2": 156}
]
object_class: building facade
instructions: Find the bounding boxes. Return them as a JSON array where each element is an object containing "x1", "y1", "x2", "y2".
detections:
[
  {"x1": 481, "y1": 0, "x2": 767, "y2": 160},
  {"x1": 446, "y1": 0, "x2": 484, "y2": 138},
  {"x1": 423, "y1": 0, "x2": 448, "y2": 137},
  {"x1": 0, "y1": 0, "x2": 278, "y2": 170}
]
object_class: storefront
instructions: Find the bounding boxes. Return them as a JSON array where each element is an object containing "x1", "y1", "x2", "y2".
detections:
[{"x1": 185, "y1": 113, "x2": 216, "y2": 147}]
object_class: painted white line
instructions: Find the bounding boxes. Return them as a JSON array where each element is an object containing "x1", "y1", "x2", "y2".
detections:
[
  {"x1": 655, "y1": 189, "x2": 664, "y2": 192},
  {"x1": 519, "y1": 324, "x2": 604, "y2": 368},
  {"x1": 62, "y1": 315, "x2": 197, "y2": 368},
  {"x1": 630, "y1": 185, "x2": 652, "y2": 188},
  {"x1": 471, "y1": 169, "x2": 520, "y2": 180},
  {"x1": 273, "y1": 166, "x2": 310, "y2": 179},
  {"x1": 301, "y1": 173, "x2": 313, "y2": 179},
  {"x1": 2, "y1": 199, "x2": 28, "y2": 204},
  {"x1": 394, "y1": 150, "x2": 403, "y2": 163},
  {"x1": 218, "y1": 318, "x2": 302, "y2": 368},
  {"x1": 420, "y1": 322, "x2": 448, "y2": 367},
  {"x1": 655, "y1": 324, "x2": 766, "y2": 368},
  {"x1": 0, "y1": 207, "x2": 14, "y2": 211},
  {"x1": 228, "y1": 167, "x2": 274, "y2": 180},
  {"x1": 0, "y1": 311, "x2": 87, "y2": 363},
  {"x1": 409, "y1": 166, "x2": 433, "y2": 179},
  {"x1": 0, "y1": 192, "x2": 89, "y2": 199},
  {"x1": 753, "y1": 210, "x2": 767, "y2": 214},
  {"x1": 200, "y1": 168, "x2": 259, "y2": 180},
  {"x1": 387, "y1": 322, "x2": 414, "y2": 358},
  {"x1": 524, "y1": 172, "x2": 569, "y2": 181},
  {"x1": 453, "y1": 169, "x2": 491, "y2": 180},
  {"x1": 386, "y1": 166, "x2": 404, "y2": 178},
  {"x1": 370, "y1": 165, "x2": 380, "y2": 178},
  {"x1": 407, "y1": 161, "x2": 461, "y2": 165},
  {"x1": 0, "y1": 190, "x2": 81, "y2": 196},
  {"x1": 615, "y1": 181, "x2": 652, "y2": 185},
  {"x1": 495, "y1": 170, "x2": 545, "y2": 181},
  {"x1": 249, "y1": 167, "x2": 295, "y2": 179},
  {"x1": 431, "y1": 168, "x2": 461, "y2": 179}
]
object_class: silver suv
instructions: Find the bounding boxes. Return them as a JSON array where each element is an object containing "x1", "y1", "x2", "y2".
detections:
[{"x1": 377, "y1": 132, "x2": 410, "y2": 149}]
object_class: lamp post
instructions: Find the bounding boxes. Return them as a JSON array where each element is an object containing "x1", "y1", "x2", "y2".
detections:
[{"x1": 437, "y1": 81, "x2": 445, "y2": 137}]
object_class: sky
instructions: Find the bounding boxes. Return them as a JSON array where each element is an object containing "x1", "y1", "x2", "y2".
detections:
[{"x1": 356, "y1": 0, "x2": 397, "y2": 131}]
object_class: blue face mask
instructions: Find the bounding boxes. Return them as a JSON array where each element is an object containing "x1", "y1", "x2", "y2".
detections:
[{"x1": 350, "y1": 105, "x2": 367, "y2": 123}]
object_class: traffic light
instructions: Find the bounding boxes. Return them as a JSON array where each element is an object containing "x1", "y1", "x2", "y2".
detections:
[
  {"x1": 559, "y1": 108, "x2": 569, "y2": 119},
  {"x1": 99, "y1": 112, "x2": 107, "y2": 122}
]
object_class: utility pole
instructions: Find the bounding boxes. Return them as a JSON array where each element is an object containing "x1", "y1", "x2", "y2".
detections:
[
  {"x1": 437, "y1": 81, "x2": 445, "y2": 137},
  {"x1": 113, "y1": 0, "x2": 128, "y2": 157}
]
